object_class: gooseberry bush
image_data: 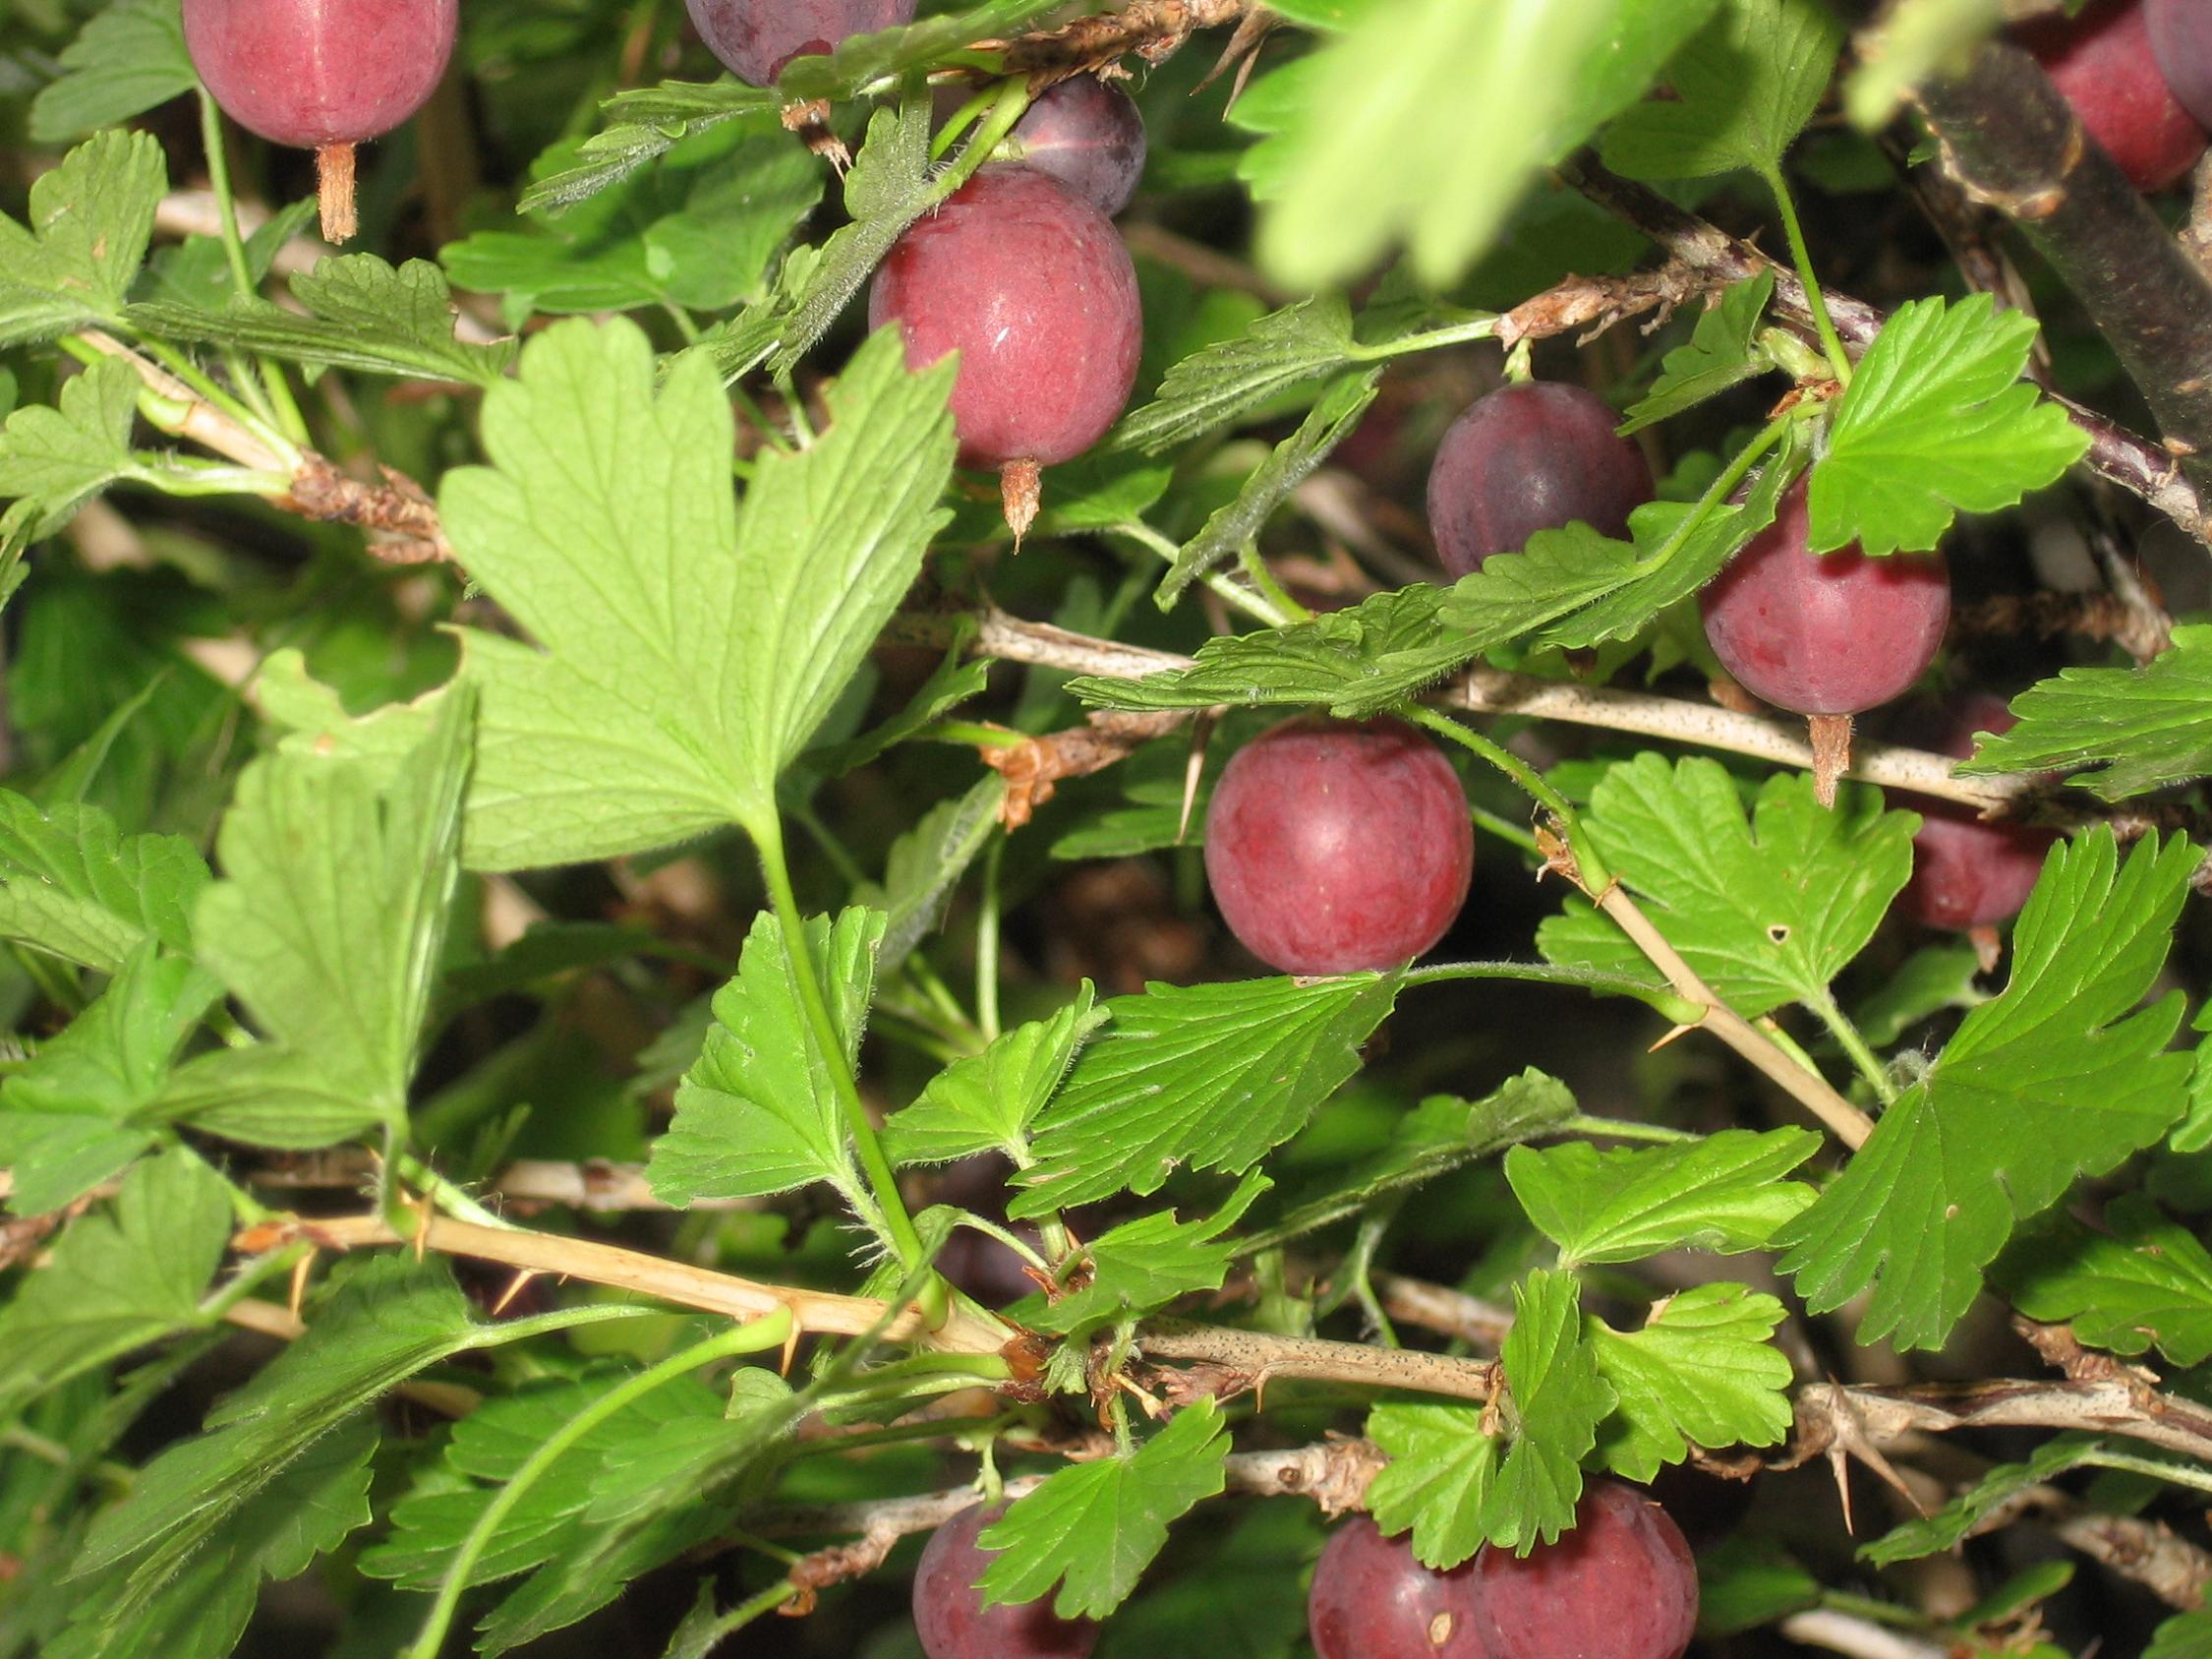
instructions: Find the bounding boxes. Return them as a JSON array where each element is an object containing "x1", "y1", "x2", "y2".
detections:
[{"x1": 4, "y1": 1, "x2": 2212, "y2": 1656}]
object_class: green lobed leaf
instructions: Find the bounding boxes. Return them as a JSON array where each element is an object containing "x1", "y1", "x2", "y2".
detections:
[
  {"x1": 138, "y1": 198, "x2": 317, "y2": 311},
  {"x1": 1024, "y1": 1171, "x2": 1271, "y2": 1338},
  {"x1": 0, "y1": 943, "x2": 218, "y2": 1214},
  {"x1": 647, "y1": 908, "x2": 884, "y2": 1208},
  {"x1": 1011, "y1": 971, "x2": 1405, "y2": 1217},
  {"x1": 768, "y1": 88, "x2": 936, "y2": 376},
  {"x1": 156, "y1": 681, "x2": 475, "y2": 1148},
  {"x1": 443, "y1": 117, "x2": 819, "y2": 324},
  {"x1": 855, "y1": 773, "x2": 1006, "y2": 972},
  {"x1": 50, "y1": 1418, "x2": 377, "y2": 1659},
  {"x1": 447, "y1": 321, "x2": 955, "y2": 868},
  {"x1": 1997, "y1": 1196, "x2": 2212, "y2": 1366},
  {"x1": 1364, "y1": 1270, "x2": 1613, "y2": 1567},
  {"x1": 1853, "y1": 938, "x2": 1984, "y2": 1047},
  {"x1": 1618, "y1": 270, "x2": 1777, "y2": 434},
  {"x1": 1364, "y1": 1400, "x2": 1503, "y2": 1571},
  {"x1": 0, "y1": 358, "x2": 150, "y2": 542},
  {"x1": 1155, "y1": 370, "x2": 1381, "y2": 608},
  {"x1": 1775, "y1": 830, "x2": 2197, "y2": 1349},
  {"x1": 1252, "y1": 1069, "x2": 1579, "y2": 1248},
  {"x1": 1068, "y1": 584, "x2": 1471, "y2": 722},
  {"x1": 1587, "y1": 1283, "x2": 1795, "y2": 1481},
  {"x1": 1806, "y1": 293, "x2": 2087, "y2": 556},
  {"x1": 1957, "y1": 625, "x2": 2212, "y2": 801},
  {"x1": 2151, "y1": 1611, "x2": 2212, "y2": 1659},
  {"x1": 69, "y1": 1259, "x2": 470, "y2": 1624},
  {"x1": 1505, "y1": 1127, "x2": 1821, "y2": 1268},
  {"x1": 0, "y1": 131, "x2": 166, "y2": 350},
  {"x1": 28, "y1": 0, "x2": 197, "y2": 143},
  {"x1": 977, "y1": 1398, "x2": 1231, "y2": 1620},
  {"x1": 1114, "y1": 295, "x2": 1361, "y2": 454},
  {"x1": 1484, "y1": 1269, "x2": 1614, "y2": 1554},
  {"x1": 1538, "y1": 756, "x2": 1915, "y2": 1019},
  {"x1": 802, "y1": 647, "x2": 991, "y2": 779},
  {"x1": 0, "y1": 789, "x2": 209, "y2": 974},
  {"x1": 515, "y1": 82, "x2": 781, "y2": 212},
  {"x1": 1601, "y1": 0, "x2": 1841, "y2": 181},
  {"x1": 0, "y1": 1148, "x2": 230, "y2": 1419},
  {"x1": 1859, "y1": 1435, "x2": 2099, "y2": 1566},
  {"x1": 473, "y1": 1370, "x2": 804, "y2": 1653},
  {"x1": 1252, "y1": 0, "x2": 1724, "y2": 290},
  {"x1": 885, "y1": 982, "x2": 1107, "y2": 1166},
  {"x1": 128, "y1": 256, "x2": 519, "y2": 387},
  {"x1": 359, "y1": 1370, "x2": 740, "y2": 1591}
]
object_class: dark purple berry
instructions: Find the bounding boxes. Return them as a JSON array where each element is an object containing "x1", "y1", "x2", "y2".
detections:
[
  {"x1": 1005, "y1": 75, "x2": 1148, "y2": 216},
  {"x1": 912, "y1": 1502, "x2": 1099, "y2": 1659},
  {"x1": 1469, "y1": 1480, "x2": 1699, "y2": 1659},
  {"x1": 684, "y1": 0, "x2": 916, "y2": 86},
  {"x1": 1426, "y1": 382, "x2": 1654, "y2": 577},
  {"x1": 1309, "y1": 1516, "x2": 1486, "y2": 1659}
]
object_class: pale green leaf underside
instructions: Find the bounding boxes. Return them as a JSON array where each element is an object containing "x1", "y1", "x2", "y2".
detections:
[{"x1": 446, "y1": 320, "x2": 954, "y2": 870}]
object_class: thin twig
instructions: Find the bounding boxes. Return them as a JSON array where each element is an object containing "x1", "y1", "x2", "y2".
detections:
[
  {"x1": 1597, "y1": 885, "x2": 1876, "y2": 1149},
  {"x1": 1137, "y1": 1321, "x2": 1498, "y2": 1402},
  {"x1": 279, "y1": 1212, "x2": 1013, "y2": 1353},
  {"x1": 888, "y1": 607, "x2": 2049, "y2": 815}
]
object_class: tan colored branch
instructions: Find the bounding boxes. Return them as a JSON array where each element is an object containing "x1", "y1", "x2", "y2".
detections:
[
  {"x1": 889, "y1": 608, "x2": 2044, "y2": 816},
  {"x1": 281, "y1": 1212, "x2": 1013, "y2": 1354},
  {"x1": 1137, "y1": 1320, "x2": 1499, "y2": 1403},
  {"x1": 1802, "y1": 1377, "x2": 2212, "y2": 1466},
  {"x1": 1371, "y1": 1273, "x2": 1515, "y2": 1349},
  {"x1": 1777, "y1": 1610, "x2": 1949, "y2": 1659},
  {"x1": 1598, "y1": 885, "x2": 1875, "y2": 1149}
]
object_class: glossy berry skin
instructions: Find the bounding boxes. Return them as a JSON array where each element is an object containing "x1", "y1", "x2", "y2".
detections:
[
  {"x1": 2018, "y1": 0, "x2": 2208, "y2": 191},
  {"x1": 1426, "y1": 382, "x2": 1654, "y2": 578},
  {"x1": 1204, "y1": 716, "x2": 1473, "y2": 977},
  {"x1": 685, "y1": 0, "x2": 916, "y2": 87},
  {"x1": 1470, "y1": 1480, "x2": 1699, "y2": 1659},
  {"x1": 912, "y1": 1503, "x2": 1099, "y2": 1659},
  {"x1": 870, "y1": 166, "x2": 1141, "y2": 470},
  {"x1": 1309, "y1": 1517, "x2": 1486, "y2": 1659},
  {"x1": 2147, "y1": 0, "x2": 2212, "y2": 129},
  {"x1": 182, "y1": 0, "x2": 457, "y2": 148},
  {"x1": 1897, "y1": 693, "x2": 2057, "y2": 931},
  {"x1": 1699, "y1": 482, "x2": 1950, "y2": 718},
  {"x1": 1006, "y1": 76, "x2": 1149, "y2": 216}
]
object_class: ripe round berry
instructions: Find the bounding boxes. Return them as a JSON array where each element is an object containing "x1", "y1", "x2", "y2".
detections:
[
  {"x1": 182, "y1": 0, "x2": 456, "y2": 149},
  {"x1": 1698, "y1": 482, "x2": 1950, "y2": 718},
  {"x1": 1470, "y1": 1480, "x2": 1699, "y2": 1659},
  {"x1": 1896, "y1": 692, "x2": 2057, "y2": 931},
  {"x1": 2018, "y1": 0, "x2": 2208, "y2": 192},
  {"x1": 1203, "y1": 716, "x2": 1473, "y2": 977},
  {"x1": 1005, "y1": 75, "x2": 1149, "y2": 216},
  {"x1": 1308, "y1": 1516, "x2": 1486, "y2": 1659},
  {"x1": 1425, "y1": 382, "x2": 1654, "y2": 578},
  {"x1": 912, "y1": 1502, "x2": 1099, "y2": 1659},
  {"x1": 685, "y1": 0, "x2": 917, "y2": 87},
  {"x1": 870, "y1": 166, "x2": 1142, "y2": 471},
  {"x1": 2146, "y1": 0, "x2": 2212, "y2": 129}
]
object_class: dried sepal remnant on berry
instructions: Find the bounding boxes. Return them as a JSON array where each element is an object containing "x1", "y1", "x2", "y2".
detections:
[{"x1": 182, "y1": 0, "x2": 458, "y2": 241}]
